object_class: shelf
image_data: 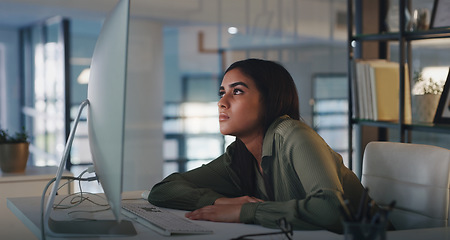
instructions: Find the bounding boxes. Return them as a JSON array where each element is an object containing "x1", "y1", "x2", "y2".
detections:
[
  {"x1": 405, "y1": 28, "x2": 450, "y2": 40},
  {"x1": 351, "y1": 119, "x2": 400, "y2": 128},
  {"x1": 353, "y1": 32, "x2": 398, "y2": 41},
  {"x1": 352, "y1": 27, "x2": 450, "y2": 42},
  {"x1": 347, "y1": 0, "x2": 450, "y2": 172},
  {"x1": 351, "y1": 119, "x2": 450, "y2": 134},
  {"x1": 405, "y1": 122, "x2": 450, "y2": 134}
]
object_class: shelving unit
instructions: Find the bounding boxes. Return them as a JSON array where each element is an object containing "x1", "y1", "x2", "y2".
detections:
[{"x1": 347, "y1": 0, "x2": 450, "y2": 175}]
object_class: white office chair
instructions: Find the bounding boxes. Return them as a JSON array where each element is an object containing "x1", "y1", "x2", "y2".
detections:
[{"x1": 361, "y1": 141, "x2": 450, "y2": 230}]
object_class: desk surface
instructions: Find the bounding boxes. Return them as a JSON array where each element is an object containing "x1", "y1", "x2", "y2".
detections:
[
  {"x1": 0, "y1": 166, "x2": 72, "y2": 182},
  {"x1": 7, "y1": 191, "x2": 450, "y2": 240},
  {"x1": 1, "y1": 166, "x2": 74, "y2": 240}
]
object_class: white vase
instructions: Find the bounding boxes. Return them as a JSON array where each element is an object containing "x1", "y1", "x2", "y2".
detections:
[{"x1": 411, "y1": 94, "x2": 441, "y2": 123}]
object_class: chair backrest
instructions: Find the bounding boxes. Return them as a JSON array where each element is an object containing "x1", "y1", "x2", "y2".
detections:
[{"x1": 361, "y1": 141, "x2": 450, "y2": 230}]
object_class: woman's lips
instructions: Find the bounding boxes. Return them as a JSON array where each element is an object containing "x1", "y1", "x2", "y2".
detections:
[{"x1": 219, "y1": 113, "x2": 229, "y2": 121}]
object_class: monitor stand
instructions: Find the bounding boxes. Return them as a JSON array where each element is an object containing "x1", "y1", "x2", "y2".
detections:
[{"x1": 42, "y1": 100, "x2": 136, "y2": 238}]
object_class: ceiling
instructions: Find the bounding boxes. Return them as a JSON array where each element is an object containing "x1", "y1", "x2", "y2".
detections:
[
  {"x1": 0, "y1": 0, "x2": 251, "y2": 28},
  {"x1": 0, "y1": 0, "x2": 348, "y2": 28},
  {"x1": 0, "y1": 0, "x2": 348, "y2": 48}
]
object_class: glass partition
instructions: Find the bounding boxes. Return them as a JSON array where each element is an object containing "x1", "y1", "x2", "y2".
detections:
[{"x1": 21, "y1": 17, "x2": 70, "y2": 167}]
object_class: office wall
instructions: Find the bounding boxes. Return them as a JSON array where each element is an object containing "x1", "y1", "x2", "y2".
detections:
[
  {"x1": 163, "y1": 24, "x2": 347, "y2": 125},
  {"x1": 229, "y1": 45, "x2": 347, "y2": 125},
  {"x1": 0, "y1": 27, "x2": 20, "y2": 132},
  {"x1": 70, "y1": 19, "x2": 102, "y2": 105},
  {"x1": 164, "y1": 25, "x2": 221, "y2": 104},
  {"x1": 284, "y1": 44, "x2": 348, "y2": 125}
]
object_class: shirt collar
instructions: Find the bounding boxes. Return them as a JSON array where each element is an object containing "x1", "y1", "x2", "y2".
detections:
[{"x1": 262, "y1": 115, "x2": 291, "y2": 158}]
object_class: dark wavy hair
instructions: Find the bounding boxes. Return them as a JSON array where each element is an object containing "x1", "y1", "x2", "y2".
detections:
[{"x1": 224, "y1": 58, "x2": 300, "y2": 198}]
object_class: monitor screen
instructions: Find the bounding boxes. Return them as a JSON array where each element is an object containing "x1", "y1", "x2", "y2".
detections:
[
  {"x1": 43, "y1": 0, "x2": 136, "y2": 237},
  {"x1": 87, "y1": 0, "x2": 129, "y2": 221}
]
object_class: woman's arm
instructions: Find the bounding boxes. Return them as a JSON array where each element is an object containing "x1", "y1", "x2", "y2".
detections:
[
  {"x1": 180, "y1": 125, "x2": 347, "y2": 232},
  {"x1": 148, "y1": 152, "x2": 244, "y2": 211},
  {"x1": 240, "y1": 189, "x2": 344, "y2": 232}
]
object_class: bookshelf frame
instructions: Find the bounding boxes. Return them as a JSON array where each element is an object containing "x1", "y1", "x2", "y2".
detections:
[{"x1": 347, "y1": 0, "x2": 450, "y2": 176}]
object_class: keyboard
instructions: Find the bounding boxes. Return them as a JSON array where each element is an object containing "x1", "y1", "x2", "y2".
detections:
[{"x1": 121, "y1": 201, "x2": 213, "y2": 236}]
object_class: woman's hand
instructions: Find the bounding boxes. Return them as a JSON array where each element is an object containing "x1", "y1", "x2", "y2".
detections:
[
  {"x1": 214, "y1": 196, "x2": 264, "y2": 205},
  {"x1": 185, "y1": 204, "x2": 242, "y2": 222},
  {"x1": 185, "y1": 196, "x2": 264, "y2": 223}
]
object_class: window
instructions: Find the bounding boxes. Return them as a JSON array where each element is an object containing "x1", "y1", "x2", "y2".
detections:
[
  {"x1": 312, "y1": 74, "x2": 350, "y2": 165},
  {"x1": 21, "y1": 17, "x2": 70, "y2": 167},
  {"x1": 162, "y1": 74, "x2": 233, "y2": 177}
]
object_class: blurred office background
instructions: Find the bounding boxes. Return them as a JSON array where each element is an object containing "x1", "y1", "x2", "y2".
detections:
[{"x1": 0, "y1": 0, "x2": 448, "y2": 191}]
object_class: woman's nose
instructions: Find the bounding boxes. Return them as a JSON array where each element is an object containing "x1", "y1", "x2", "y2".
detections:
[{"x1": 218, "y1": 95, "x2": 228, "y2": 109}]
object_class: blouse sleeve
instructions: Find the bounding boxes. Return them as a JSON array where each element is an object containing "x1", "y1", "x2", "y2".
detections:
[
  {"x1": 240, "y1": 122, "x2": 355, "y2": 233},
  {"x1": 148, "y1": 151, "x2": 243, "y2": 211}
]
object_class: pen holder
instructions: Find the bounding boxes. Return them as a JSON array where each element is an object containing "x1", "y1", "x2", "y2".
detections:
[{"x1": 343, "y1": 221, "x2": 387, "y2": 240}]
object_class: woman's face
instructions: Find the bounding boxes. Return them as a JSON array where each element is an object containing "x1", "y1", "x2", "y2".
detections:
[{"x1": 218, "y1": 68, "x2": 264, "y2": 139}]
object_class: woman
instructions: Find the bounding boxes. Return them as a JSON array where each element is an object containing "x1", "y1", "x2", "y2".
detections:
[{"x1": 148, "y1": 58, "x2": 365, "y2": 233}]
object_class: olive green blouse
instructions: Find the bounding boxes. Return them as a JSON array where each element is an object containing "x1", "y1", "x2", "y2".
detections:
[{"x1": 148, "y1": 116, "x2": 365, "y2": 233}]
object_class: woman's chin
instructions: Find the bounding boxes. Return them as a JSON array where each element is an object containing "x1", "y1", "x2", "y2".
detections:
[{"x1": 219, "y1": 127, "x2": 234, "y2": 136}]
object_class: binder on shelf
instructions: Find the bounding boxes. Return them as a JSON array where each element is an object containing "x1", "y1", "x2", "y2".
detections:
[
  {"x1": 352, "y1": 59, "x2": 411, "y2": 123},
  {"x1": 363, "y1": 62, "x2": 374, "y2": 120},
  {"x1": 350, "y1": 59, "x2": 359, "y2": 119}
]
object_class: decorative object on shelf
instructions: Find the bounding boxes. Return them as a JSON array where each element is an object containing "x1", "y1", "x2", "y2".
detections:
[
  {"x1": 434, "y1": 68, "x2": 450, "y2": 124},
  {"x1": 412, "y1": 94, "x2": 441, "y2": 123},
  {"x1": 385, "y1": 0, "x2": 411, "y2": 32},
  {"x1": 412, "y1": 69, "x2": 446, "y2": 123},
  {"x1": 410, "y1": 8, "x2": 430, "y2": 31},
  {"x1": 0, "y1": 128, "x2": 30, "y2": 173},
  {"x1": 430, "y1": 0, "x2": 450, "y2": 29}
]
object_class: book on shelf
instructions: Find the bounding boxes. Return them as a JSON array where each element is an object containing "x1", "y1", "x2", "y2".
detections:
[{"x1": 351, "y1": 59, "x2": 411, "y2": 123}]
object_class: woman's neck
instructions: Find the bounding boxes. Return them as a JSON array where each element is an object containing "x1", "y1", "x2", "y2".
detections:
[{"x1": 240, "y1": 134, "x2": 264, "y2": 173}]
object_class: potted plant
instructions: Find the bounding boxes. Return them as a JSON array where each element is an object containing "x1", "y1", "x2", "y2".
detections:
[
  {"x1": 0, "y1": 127, "x2": 30, "y2": 173},
  {"x1": 411, "y1": 71, "x2": 445, "y2": 123}
]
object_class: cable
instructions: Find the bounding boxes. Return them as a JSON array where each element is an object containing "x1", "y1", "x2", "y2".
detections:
[
  {"x1": 40, "y1": 176, "x2": 68, "y2": 240},
  {"x1": 56, "y1": 165, "x2": 95, "y2": 194},
  {"x1": 53, "y1": 168, "x2": 97, "y2": 210},
  {"x1": 40, "y1": 173, "x2": 99, "y2": 240}
]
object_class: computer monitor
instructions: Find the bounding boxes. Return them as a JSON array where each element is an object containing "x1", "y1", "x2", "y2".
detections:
[{"x1": 43, "y1": 0, "x2": 136, "y2": 237}]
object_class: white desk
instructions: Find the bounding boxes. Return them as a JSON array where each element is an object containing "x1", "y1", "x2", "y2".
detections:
[
  {"x1": 1, "y1": 166, "x2": 73, "y2": 240},
  {"x1": 6, "y1": 191, "x2": 450, "y2": 240}
]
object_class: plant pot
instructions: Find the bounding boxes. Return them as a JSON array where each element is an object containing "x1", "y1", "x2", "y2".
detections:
[
  {"x1": 0, "y1": 142, "x2": 30, "y2": 173},
  {"x1": 411, "y1": 94, "x2": 441, "y2": 123}
]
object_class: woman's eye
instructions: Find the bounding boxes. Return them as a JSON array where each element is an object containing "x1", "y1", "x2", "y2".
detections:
[
  {"x1": 233, "y1": 89, "x2": 243, "y2": 95},
  {"x1": 219, "y1": 88, "x2": 243, "y2": 98}
]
